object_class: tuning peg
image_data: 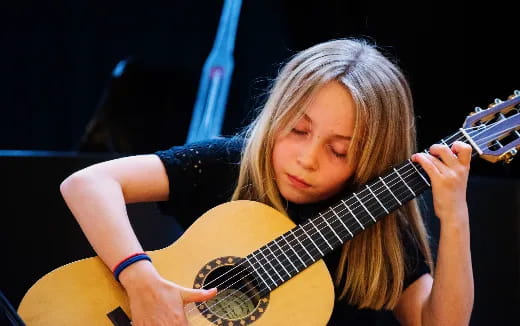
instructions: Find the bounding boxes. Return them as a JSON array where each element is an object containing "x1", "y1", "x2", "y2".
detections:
[
  {"x1": 487, "y1": 98, "x2": 503, "y2": 108},
  {"x1": 508, "y1": 91, "x2": 520, "y2": 99},
  {"x1": 469, "y1": 106, "x2": 483, "y2": 116},
  {"x1": 500, "y1": 148, "x2": 518, "y2": 164}
]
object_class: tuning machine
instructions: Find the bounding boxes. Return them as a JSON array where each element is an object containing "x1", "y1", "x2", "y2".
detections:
[
  {"x1": 469, "y1": 106, "x2": 483, "y2": 116},
  {"x1": 499, "y1": 148, "x2": 519, "y2": 164},
  {"x1": 507, "y1": 90, "x2": 520, "y2": 99}
]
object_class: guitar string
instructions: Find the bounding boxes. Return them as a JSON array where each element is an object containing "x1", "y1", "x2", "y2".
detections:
[
  {"x1": 194, "y1": 118, "x2": 515, "y2": 299},
  {"x1": 190, "y1": 119, "x2": 518, "y2": 323},
  {"x1": 187, "y1": 148, "x2": 438, "y2": 300},
  {"x1": 198, "y1": 116, "x2": 520, "y2": 322},
  {"x1": 190, "y1": 109, "x2": 520, "y2": 321},
  {"x1": 187, "y1": 124, "x2": 498, "y2": 322},
  {"x1": 188, "y1": 137, "x2": 470, "y2": 321},
  {"x1": 188, "y1": 175, "x2": 429, "y2": 325},
  {"x1": 190, "y1": 141, "x2": 505, "y2": 324},
  {"x1": 187, "y1": 174, "x2": 427, "y2": 324},
  {"x1": 189, "y1": 123, "x2": 489, "y2": 293},
  {"x1": 194, "y1": 100, "x2": 518, "y2": 320},
  {"x1": 190, "y1": 123, "x2": 489, "y2": 293},
  {"x1": 188, "y1": 121, "x2": 514, "y2": 322}
]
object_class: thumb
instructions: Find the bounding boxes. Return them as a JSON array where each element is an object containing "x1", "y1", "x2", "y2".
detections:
[{"x1": 182, "y1": 287, "x2": 218, "y2": 303}]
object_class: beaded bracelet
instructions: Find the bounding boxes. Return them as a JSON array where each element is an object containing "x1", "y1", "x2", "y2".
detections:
[{"x1": 112, "y1": 252, "x2": 152, "y2": 282}]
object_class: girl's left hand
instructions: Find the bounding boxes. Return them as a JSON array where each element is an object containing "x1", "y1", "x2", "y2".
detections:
[{"x1": 411, "y1": 141, "x2": 473, "y2": 224}]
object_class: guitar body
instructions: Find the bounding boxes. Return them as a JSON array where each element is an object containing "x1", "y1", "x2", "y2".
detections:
[{"x1": 18, "y1": 200, "x2": 335, "y2": 325}]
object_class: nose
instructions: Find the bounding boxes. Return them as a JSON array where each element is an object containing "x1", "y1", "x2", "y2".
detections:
[{"x1": 297, "y1": 141, "x2": 319, "y2": 171}]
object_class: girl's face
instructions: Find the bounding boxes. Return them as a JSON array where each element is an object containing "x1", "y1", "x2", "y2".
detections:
[{"x1": 272, "y1": 81, "x2": 357, "y2": 204}]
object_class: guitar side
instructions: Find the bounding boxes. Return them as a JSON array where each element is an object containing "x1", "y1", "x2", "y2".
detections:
[{"x1": 18, "y1": 200, "x2": 335, "y2": 325}]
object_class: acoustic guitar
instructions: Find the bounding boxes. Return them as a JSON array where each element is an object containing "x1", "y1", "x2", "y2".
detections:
[{"x1": 18, "y1": 92, "x2": 520, "y2": 325}]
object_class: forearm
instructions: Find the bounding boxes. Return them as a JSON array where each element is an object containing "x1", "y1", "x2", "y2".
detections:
[
  {"x1": 60, "y1": 170, "x2": 144, "y2": 270},
  {"x1": 422, "y1": 210, "x2": 474, "y2": 325}
]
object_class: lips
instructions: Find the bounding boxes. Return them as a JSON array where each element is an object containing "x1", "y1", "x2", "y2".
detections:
[{"x1": 287, "y1": 174, "x2": 311, "y2": 188}]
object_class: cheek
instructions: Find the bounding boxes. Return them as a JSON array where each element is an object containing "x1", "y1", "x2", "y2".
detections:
[
  {"x1": 271, "y1": 141, "x2": 285, "y2": 176},
  {"x1": 321, "y1": 163, "x2": 355, "y2": 191},
  {"x1": 272, "y1": 138, "x2": 292, "y2": 168}
]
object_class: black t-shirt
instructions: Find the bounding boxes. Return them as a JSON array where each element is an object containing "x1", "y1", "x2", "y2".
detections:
[{"x1": 155, "y1": 137, "x2": 430, "y2": 325}]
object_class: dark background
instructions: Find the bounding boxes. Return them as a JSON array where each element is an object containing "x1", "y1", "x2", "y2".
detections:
[
  {"x1": 1, "y1": 0, "x2": 519, "y2": 163},
  {"x1": 1, "y1": 1, "x2": 519, "y2": 325}
]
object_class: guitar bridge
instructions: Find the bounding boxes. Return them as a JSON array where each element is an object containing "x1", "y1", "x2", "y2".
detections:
[{"x1": 107, "y1": 306, "x2": 131, "y2": 326}]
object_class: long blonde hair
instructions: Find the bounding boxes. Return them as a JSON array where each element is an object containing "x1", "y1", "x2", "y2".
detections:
[{"x1": 231, "y1": 38, "x2": 433, "y2": 309}]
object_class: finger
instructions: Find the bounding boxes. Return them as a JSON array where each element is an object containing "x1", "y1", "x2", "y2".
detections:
[
  {"x1": 182, "y1": 287, "x2": 218, "y2": 303},
  {"x1": 422, "y1": 149, "x2": 450, "y2": 174},
  {"x1": 451, "y1": 141, "x2": 473, "y2": 165},
  {"x1": 429, "y1": 144, "x2": 458, "y2": 166},
  {"x1": 412, "y1": 153, "x2": 442, "y2": 178}
]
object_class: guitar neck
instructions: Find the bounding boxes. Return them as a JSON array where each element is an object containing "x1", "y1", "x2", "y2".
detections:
[{"x1": 245, "y1": 128, "x2": 472, "y2": 294}]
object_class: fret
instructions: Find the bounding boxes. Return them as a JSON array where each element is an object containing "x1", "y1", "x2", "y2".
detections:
[
  {"x1": 293, "y1": 226, "x2": 318, "y2": 261},
  {"x1": 300, "y1": 223, "x2": 324, "y2": 256},
  {"x1": 282, "y1": 233, "x2": 308, "y2": 268},
  {"x1": 309, "y1": 218, "x2": 334, "y2": 250},
  {"x1": 272, "y1": 238, "x2": 299, "y2": 274},
  {"x1": 265, "y1": 242, "x2": 291, "y2": 279},
  {"x1": 366, "y1": 183, "x2": 389, "y2": 214},
  {"x1": 401, "y1": 162, "x2": 430, "y2": 195},
  {"x1": 319, "y1": 212, "x2": 343, "y2": 245},
  {"x1": 333, "y1": 203, "x2": 354, "y2": 234},
  {"x1": 376, "y1": 176, "x2": 404, "y2": 214},
  {"x1": 246, "y1": 255, "x2": 272, "y2": 291},
  {"x1": 254, "y1": 249, "x2": 278, "y2": 286},
  {"x1": 379, "y1": 176, "x2": 402, "y2": 205},
  {"x1": 332, "y1": 208, "x2": 353, "y2": 238},
  {"x1": 353, "y1": 192, "x2": 377, "y2": 222},
  {"x1": 393, "y1": 167, "x2": 416, "y2": 196},
  {"x1": 408, "y1": 159, "x2": 430, "y2": 186},
  {"x1": 440, "y1": 138, "x2": 449, "y2": 146},
  {"x1": 259, "y1": 246, "x2": 285, "y2": 283},
  {"x1": 341, "y1": 199, "x2": 364, "y2": 230}
]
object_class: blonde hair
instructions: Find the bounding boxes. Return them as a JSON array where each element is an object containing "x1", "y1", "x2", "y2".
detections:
[{"x1": 231, "y1": 38, "x2": 433, "y2": 309}]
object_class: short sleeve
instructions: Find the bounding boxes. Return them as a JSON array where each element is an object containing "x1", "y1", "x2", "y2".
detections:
[{"x1": 154, "y1": 137, "x2": 243, "y2": 228}]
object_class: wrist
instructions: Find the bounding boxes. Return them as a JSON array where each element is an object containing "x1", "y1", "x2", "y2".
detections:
[
  {"x1": 437, "y1": 204, "x2": 469, "y2": 224},
  {"x1": 118, "y1": 259, "x2": 160, "y2": 291},
  {"x1": 440, "y1": 215, "x2": 471, "y2": 240},
  {"x1": 113, "y1": 252, "x2": 152, "y2": 281}
]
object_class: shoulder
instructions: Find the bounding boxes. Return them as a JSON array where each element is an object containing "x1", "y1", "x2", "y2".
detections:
[
  {"x1": 153, "y1": 136, "x2": 245, "y2": 224},
  {"x1": 154, "y1": 136, "x2": 244, "y2": 167}
]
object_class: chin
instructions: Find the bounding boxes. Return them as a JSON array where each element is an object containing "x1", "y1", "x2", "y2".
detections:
[{"x1": 280, "y1": 189, "x2": 322, "y2": 204}]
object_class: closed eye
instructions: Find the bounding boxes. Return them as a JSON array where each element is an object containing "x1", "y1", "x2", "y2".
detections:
[
  {"x1": 332, "y1": 151, "x2": 347, "y2": 158},
  {"x1": 291, "y1": 128, "x2": 308, "y2": 135},
  {"x1": 328, "y1": 144, "x2": 347, "y2": 158}
]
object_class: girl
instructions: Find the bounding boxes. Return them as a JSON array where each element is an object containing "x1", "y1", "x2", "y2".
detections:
[{"x1": 60, "y1": 38, "x2": 474, "y2": 325}]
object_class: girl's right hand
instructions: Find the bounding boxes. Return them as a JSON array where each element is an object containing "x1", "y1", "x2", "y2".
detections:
[{"x1": 119, "y1": 260, "x2": 217, "y2": 326}]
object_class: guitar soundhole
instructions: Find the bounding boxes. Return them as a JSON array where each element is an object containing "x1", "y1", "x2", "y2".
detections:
[{"x1": 193, "y1": 256, "x2": 269, "y2": 325}]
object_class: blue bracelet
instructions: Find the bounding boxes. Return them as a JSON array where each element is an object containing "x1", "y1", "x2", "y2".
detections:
[{"x1": 113, "y1": 253, "x2": 152, "y2": 282}]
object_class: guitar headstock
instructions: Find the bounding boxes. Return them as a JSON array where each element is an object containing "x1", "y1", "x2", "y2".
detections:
[{"x1": 462, "y1": 90, "x2": 520, "y2": 163}]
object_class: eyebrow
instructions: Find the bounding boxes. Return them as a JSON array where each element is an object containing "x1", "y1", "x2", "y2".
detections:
[{"x1": 301, "y1": 114, "x2": 352, "y2": 141}]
